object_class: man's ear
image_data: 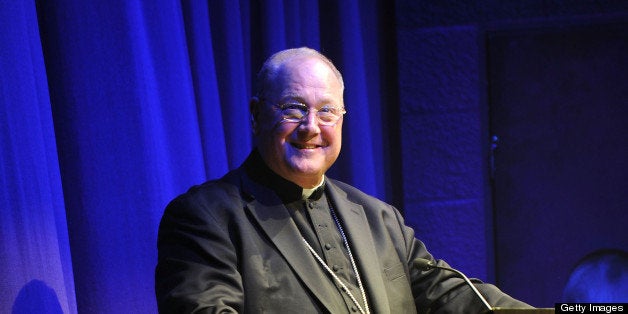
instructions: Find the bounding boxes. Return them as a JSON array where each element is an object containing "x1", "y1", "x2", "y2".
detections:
[{"x1": 249, "y1": 96, "x2": 261, "y2": 134}]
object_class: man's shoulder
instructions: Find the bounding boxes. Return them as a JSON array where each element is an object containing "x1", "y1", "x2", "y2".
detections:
[
  {"x1": 326, "y1": 178, "x2": 389, "y2": 207},
  {"x1": 169, "y1": 167, "x2": 246, "y2": 207}
]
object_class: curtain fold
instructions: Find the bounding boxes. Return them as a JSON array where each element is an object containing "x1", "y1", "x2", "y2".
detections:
[
  {"x1": 1, "y1": 0, "x2": 399, "y2": 312},
  {"x1": 1, "y1": 1, "x2": 76, "y2": 313},
  {"x1": 36, "y1": 0, "x2": 207, "y2": 311},
  {"x1": 205, "y1": 1, "x2": 252, "y2": 169},
  {"x1": 181, "y1": 1, "x2": 229, "y2": 179}
]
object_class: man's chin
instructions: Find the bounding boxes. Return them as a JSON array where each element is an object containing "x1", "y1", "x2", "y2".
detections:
[
  {"x1": 289, "y1": 165, "x2": 323, "y2": 176},
  {"x1": 286, "y1": 159, "x2": 326, "y2": 176}
]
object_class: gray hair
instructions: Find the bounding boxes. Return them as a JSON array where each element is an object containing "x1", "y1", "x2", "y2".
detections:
[{"x1": 255, "y1": 47, "x2": 344, "y2": 99}]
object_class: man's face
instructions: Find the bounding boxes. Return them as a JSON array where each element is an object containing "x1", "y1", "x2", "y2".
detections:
[{"x1": 252, "y1": 56, "x2": 344, "y2": 188}]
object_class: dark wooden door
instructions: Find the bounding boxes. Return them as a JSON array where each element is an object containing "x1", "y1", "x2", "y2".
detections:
[{"x1": 488, "y1": 23, "x2": 628, "y2": 306}]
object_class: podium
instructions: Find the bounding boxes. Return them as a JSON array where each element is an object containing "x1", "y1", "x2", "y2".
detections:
[{"x1": 487, "y1": 308, "x2": 555, "y2": 313}]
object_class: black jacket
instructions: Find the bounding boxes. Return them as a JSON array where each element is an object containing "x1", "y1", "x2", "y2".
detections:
[{"x1": 155, "y1": 151, "x2": 530, "y2": 313}]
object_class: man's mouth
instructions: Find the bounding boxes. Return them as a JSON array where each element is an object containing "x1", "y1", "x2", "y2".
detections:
[{"x1": 291, "y1": 143, "x2": 322, "y2": 150}]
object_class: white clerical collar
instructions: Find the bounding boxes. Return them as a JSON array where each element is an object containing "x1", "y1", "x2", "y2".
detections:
[{"x1": 302, "y1": 176, "x2": 325, "y2": 199}]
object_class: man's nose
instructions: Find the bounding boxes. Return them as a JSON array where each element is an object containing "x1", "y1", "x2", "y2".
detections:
[{"x1": 298, "y1": 111, "x2": 321, "y2": 133}]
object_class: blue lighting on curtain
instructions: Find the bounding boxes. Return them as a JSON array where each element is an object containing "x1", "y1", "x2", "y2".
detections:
[{"x1": 2, "y1": 1, "x2": 397, "y2": 312}]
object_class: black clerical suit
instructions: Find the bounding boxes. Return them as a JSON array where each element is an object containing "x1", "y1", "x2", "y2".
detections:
[{"x1": 155, "y1": 150, "x2": 530, "y2": 313}]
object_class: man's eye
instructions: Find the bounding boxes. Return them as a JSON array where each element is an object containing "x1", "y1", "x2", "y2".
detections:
[
  {"x1": 318, "y1": 106, "x2": 340, "y2": 116},
  {"x1": 282, "y1": 103, "x2": 306, "y2": 111}
]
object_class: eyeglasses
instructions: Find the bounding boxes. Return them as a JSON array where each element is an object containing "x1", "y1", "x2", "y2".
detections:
[{"x1": 272, "y1": 102, "x2": 346, "y2": 126}]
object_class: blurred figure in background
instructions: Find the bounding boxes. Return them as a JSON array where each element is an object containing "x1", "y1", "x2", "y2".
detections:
[{"x1": 563, "y1": 249, "x2": 628, "y2": 302}]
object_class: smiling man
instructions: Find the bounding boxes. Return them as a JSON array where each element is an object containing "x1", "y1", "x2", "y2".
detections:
[
  {"x1": 251, "y1": 51, "x2": 344, "y2": 189},
  {"x1": 155, "y1": 47, "x2": 531, "y2": 313}
]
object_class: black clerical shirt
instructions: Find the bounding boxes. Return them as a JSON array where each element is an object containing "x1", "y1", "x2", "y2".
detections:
[{"x1": 244, "y1": 150, "x2": 367, "y2": 312}]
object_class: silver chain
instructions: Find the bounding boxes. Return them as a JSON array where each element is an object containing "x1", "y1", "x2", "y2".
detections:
[{"x1": 301, "y1": 202, "x2": 370, "y2": 314}]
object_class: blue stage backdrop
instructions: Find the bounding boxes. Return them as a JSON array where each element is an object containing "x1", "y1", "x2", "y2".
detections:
[
  {"x1": 2, "y1": 1, "x2": 401, "y2": 312},
  {"x1": 2, "y1": 0, "x2": 627, "y2": 312}
]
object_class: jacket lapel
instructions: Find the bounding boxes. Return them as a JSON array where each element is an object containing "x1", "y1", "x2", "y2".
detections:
[
  {"x1": 326, "y1": 180, "x2": 392, "y2": 314},
  {"x1": 239, "y1": 173, "x2": 347, "y2": 312}
]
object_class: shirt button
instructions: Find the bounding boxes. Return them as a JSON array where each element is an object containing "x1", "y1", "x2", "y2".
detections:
[
  {"x1": 332, "y1": 265, "x2": 340, "y2": 272},
  {"x1": 308, "y1": 202, "x2": 315, "y2": 209},
  {"x1": 351, "y1": 306, "x2": 358, "y2": 312},
  {"x1": 325, "y1": 243, "x2": 332, "y2": 250}
]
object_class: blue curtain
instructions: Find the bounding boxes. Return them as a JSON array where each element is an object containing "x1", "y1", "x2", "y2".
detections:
[{"x1": 1, "y1": 1, "x2": 399, "y2": 312}]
